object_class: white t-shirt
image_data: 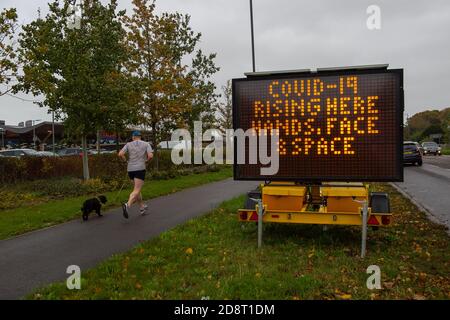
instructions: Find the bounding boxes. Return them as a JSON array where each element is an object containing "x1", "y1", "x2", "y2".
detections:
[{"x1": 121, "y1": 140, "x2": 153, "y2": 172}]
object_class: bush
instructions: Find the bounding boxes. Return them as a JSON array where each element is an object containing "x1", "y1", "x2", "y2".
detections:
[
  {"x1": 0, "y1": 156, "x2": 83, "y2": 183},
  {"x1": 442, "y1": 147, "x2": 450, "y2": 155},
  {"x1": 0, "y1": 151, "x2": 204, "y2": 184},
  {"x1": 193, "y1": 166, "x2": 208, "y2": 174},
  {"x1": 206, "y1": 164, "x2": 221, "y2": 172},
  {"x1": 8, "y1": 177, "x2": 115, "y2": 199},
  {"x1": 0, "y1": 164, "x2": 225, "y2": 210},
  {"x1": 0, "y1": 190, "x2": 41, "y2": 210},
  {"x1": 0, "y1": 177, "x2": 125, "y2": 210}
]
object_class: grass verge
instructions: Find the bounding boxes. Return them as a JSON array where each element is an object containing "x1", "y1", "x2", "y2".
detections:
[
  {"x1": 0, "y1": 166, "x2": 232, "y2": 240},
  {"x1": 29, "y1": 183, "x2": 450, "y2": 300}
]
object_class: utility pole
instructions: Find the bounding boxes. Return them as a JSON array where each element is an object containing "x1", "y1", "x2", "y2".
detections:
[
  {"x1": 0, "y1": 127, "x2": 4, "y2": 149},
  {"x1": 96, "y1": 129, "x2": 100, "y2": 154},
  {"x1": 249, "y1": 0, "x2": 256, "y2": 72}
]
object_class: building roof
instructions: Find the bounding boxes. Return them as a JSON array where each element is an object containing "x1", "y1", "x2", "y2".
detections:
[{"x1": 0, "y1": 121, "x2": 63, "y2": 134}]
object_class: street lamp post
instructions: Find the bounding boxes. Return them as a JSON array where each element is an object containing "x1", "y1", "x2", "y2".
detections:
[{"x1": 32, "y1": 119, "x2": 42, "y2": 150}]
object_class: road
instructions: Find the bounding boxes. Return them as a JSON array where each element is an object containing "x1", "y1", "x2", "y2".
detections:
[
  {"x1": 0, "y1": 178, "x2": 257, "y2": 300},
  {"x1": 392, "y1": 155, "x2": 450, "y2": 232}
]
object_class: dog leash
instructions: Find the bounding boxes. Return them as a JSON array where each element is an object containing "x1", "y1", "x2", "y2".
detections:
[{"x1": 111, "y1": 160, "x2": 130, "y2": 204}]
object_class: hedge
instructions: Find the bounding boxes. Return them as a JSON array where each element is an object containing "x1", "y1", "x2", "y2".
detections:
[{"x1": 0, "y1": 150, "x2": 202, "y2": 184}]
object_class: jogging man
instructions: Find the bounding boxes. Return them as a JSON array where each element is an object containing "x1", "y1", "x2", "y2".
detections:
[{"x1": 118, "y1": 131, "x2": 153, "y2": 218}]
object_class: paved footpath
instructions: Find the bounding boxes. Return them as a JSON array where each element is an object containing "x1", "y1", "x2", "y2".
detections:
[{"x1": 0, "y1": 178, "x2": 257, "y2": 299}]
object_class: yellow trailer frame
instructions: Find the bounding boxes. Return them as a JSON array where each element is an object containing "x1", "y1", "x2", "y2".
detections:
[
  {"x1": 239, "y1": 208, "x2": 391, "y2": 226},
  {"x1": 238, "y1": 182, "x2": 392, "y2": 257}
]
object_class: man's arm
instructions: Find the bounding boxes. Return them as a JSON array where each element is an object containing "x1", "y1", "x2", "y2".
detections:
[
  {"x1": 147, "y1": 143, "x2": 153, "y2": 161},
  {"x1": 118, "y1": 144, "x2": 127, "y2": 161}
]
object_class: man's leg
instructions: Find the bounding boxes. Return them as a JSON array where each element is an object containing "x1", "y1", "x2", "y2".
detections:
[
  {"x1": 127, "y1": 178, "x2": 144, "y2": 207},
  {"x1": 138, "y1": 192, "x2": 145, "y2": 209},
  {"x1": 123, "y1": 178, "x2": 144, "y2": 218}
]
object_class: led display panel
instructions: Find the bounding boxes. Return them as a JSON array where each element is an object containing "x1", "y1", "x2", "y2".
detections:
[{"x1": 232, "y1": 68, "x2": 404, "y2": 182}]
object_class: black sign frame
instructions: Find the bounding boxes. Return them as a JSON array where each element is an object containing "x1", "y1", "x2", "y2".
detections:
[{"x1": 232, "y1": 67, "x2": 404, "y2": 182}]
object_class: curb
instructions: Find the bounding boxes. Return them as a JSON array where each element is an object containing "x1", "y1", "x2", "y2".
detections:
[{"x1": 390, "y1": 182, "x2": 449, "y2": 234}]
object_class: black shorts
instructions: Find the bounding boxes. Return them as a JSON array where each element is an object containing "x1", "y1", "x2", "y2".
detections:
[{"x1": 128, "y1": 170, "x2": 146, "y2": 181}]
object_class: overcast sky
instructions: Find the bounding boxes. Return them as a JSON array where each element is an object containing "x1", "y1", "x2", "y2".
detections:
[{"x1": 1, "y1": 0, "x2": 449, "y2": 125}]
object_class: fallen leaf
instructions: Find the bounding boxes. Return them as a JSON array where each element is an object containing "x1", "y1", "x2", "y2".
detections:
[
  {"x1": 413, "y1": 294, "x2": 426, "y2": 300},
  {"x1": 336, "y1": 293, "x2": 352, "y2": 300},
  {"x1": 185, "y1": 247, "x2": 193, "y2": 255}
]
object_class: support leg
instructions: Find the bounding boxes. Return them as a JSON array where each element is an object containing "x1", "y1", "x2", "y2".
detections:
[
  {"x1": 255, "y1": 199, "x2": 263, "y2": 248},
  {"x1": 361, "y1": 202, "x2": 368, "y2": 258}
]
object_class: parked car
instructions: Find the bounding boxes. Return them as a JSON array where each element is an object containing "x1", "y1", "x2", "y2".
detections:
[
  {"x1": 57, "y1": 148, "x2": 94, "y2": 157},
  {"x1": 421, "y1": 141, "x2": 441, "y2": 156},
  {"x1": 413, "y1": 141, "x2": 424, "y2": 155},
  {"x1": 88, "y1": 149, "x2": 117, "y2": 155},
  {"x1": 37, "y1": 151, "x2": 59, "y2": 157},
  {"x1": 403, "y1": 141, "x2": 422, "y2": 166},
  {"x1": 100, "y1": 149, "x2": 117, "y2": 154},
  {"x1": 57, "y1": 148, "x2": 82, "y2": 157},
  {"x1": 0, "y1": 148, "x2": 41, "y2": 158}
]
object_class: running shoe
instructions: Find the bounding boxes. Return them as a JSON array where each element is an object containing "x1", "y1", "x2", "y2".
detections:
[
  {"x1": 122, "y1": 203, "x2": 129, "y2": 219},
  {"x1": 139, "y1": 204, "x2": 148, "y2": 215}
]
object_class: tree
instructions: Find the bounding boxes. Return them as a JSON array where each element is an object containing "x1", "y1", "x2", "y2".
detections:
[
  {"x1": 405, "y1": 108, "x2": 450, "y2": 143},
  {"x1": 17, "y1": 0, "x2": 135, "y2": 179},
  {"x1": 0, "y1": 8, "x2": 18, "y2": 96},
  {"x1": 216, "y1": 80, "x2": 233, "y2": 133},
  {"x1": 184, "y1": 50, "x2": 220, "y2": 132},
  {"x1": 421, "y1": 124, "x2": 444, "y2": 139},
  {"x1": 122, "y1": 0, "x2": 219, "y2": 168}
]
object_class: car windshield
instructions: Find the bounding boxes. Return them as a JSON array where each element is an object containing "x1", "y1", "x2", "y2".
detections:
[
  {"x1": 403, "y1": 143, "x2": 417, "y2": 151},
  {"x1": 423, "y1": 142, "x2": 437, "y2": 146}
]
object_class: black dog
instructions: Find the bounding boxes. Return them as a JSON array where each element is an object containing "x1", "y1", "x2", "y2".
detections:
[{"x1": 81, "y1": 195, "x2": 107, "y2": 221}]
